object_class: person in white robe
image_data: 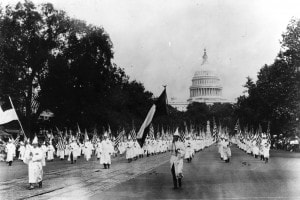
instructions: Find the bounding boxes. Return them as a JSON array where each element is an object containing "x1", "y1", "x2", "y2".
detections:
[
  {"x1": 100, "y1": 133, "x2": 114, "y2": 169},
  {"x1": 95, "y1": 139, "x2": 102, "y2": 160},
  {"x1": 252, "y1": 139, "x2": 259, "y2": 158},
  {"x1": 41, "y1": 142, "x2": 47, "y2": 160},
  {"x1": 184, "y1": 135, "x2": 193, "y2": 163},
  {"x1": 68, "y1": 138, "x2": 78, "y2": 164},
  {"x1": 126, "y1": 136, "x2": 134, "y2": 162},
  {"x1": 84, "y1": 140, "x2": 93, "y2": 161},
  {"x1": 47, "y1": 141, "x2": 55, "y2": 161},
  {"x1": 261, "y1": 135, "x2": 270, "y2": 163},
  {"x1": 56, "y1": 138, "x2": 65, "y2": 160},
  {"x1": 5, "y1": 138, "x2": 16, "y2": 166},
  {"x1": 23, "y1": 136, "x2": 44, "y2": 190},
  {"x1": 170, "y1": 129, "x2": 185, "y2": 189},
  {"x1": 222, "y1": 138, "x2": 231, "y2": 163},
  {"x1": 18, "y1": 141, "x2": 26, "y2": 161}
]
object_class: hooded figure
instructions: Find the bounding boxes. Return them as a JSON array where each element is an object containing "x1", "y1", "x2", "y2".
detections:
[
  {"x1": 23, "y1": 136, "x2": 44, "y2": 190},
  {"x1": 184, "y1": 135, "x2": 193, "y2": 162},
  {"x1": 170, "y1": 128, "x2": 185, "y2": 189},
  {"x1": 68, "y1": 137, "x2": 78, "y2": 164},
  {"x1": 18, "y1": 141, "x2": 26, "y2": 161},
  {"x1": 47, "y1": 141, "x2": 55, "y2": 161},
  {"x1": 5, "y1": 138, "x2": 16, "y2": 166},
  {"x1": 126, "y1": 135, "x2": 134, "y2": 162},
  {"x1": 99, "y1": 132, "x2": 114, "y2": 169}
]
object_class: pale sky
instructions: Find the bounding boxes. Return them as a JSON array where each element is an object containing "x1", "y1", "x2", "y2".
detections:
[{"x1": 2, "y1": 0, "x2": 300, "y2": 101}]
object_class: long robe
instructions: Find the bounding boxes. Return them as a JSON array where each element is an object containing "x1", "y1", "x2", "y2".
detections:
[
  {"x1": 125, "y1": 141, "x2": 134, "y2": 159},
  {"x1": 24, "y1": 146, "x2": 43, "y2": 184},
  {"x1": 100, "y1": 139, "x2": 114, "y2": 164},
  {"x1": 5, "y1": 143, "x2": 16, "y2": 162},
  {"x1": 184, "y1": 140, "x2": 193, "y2": 159},
  {"x1": 68, "y1": 142, "x2": 78, "y2": 161},
  {"x1": 47, "y1": 144, "x2": 55, "y2": 160},
  {"x1": 84, "y1": 142, "x2": 93, "y2": 161},
  {"x1": 18, "y1": 145, "x2": 26, "y2": 160},
  {"x1": 170, "y1": 141, "x2": 185, "y2": 177}
]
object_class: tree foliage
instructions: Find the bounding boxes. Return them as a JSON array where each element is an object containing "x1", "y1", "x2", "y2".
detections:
[
  {"x1": 0, "y1": 1, "x2": 155, "y2": 136},
  {"x1": 235, "y1": 18, "x2": 300, "y2": 136}
]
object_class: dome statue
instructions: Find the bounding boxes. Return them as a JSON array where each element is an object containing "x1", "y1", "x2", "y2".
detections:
[{"x1": 187, "y1": 49, "x2": 226, "y2": 105}]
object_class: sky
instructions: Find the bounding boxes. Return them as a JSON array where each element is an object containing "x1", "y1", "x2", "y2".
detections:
[{"x1": 2, "y1": 0, "x2": 300, "y2": 101}]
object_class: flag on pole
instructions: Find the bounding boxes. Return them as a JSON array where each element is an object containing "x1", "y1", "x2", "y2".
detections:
[
  {"x1": 234, "y1": 119, "x2": 240, "y2": 133},
  {"x1": 14, "y1": 134, "x2": 20, "y2": 146},
  {"x1": 130, "y1": 128, "x2": 137, "y2": 140},
  {"x1": 77, "y1": 123, "x2": 81, "y2": 134},
  {"x1": 179, "y1": 130, "x2": 185, "y2": 142},
  {"x1": 84, "y1": 129, "x2": 89, "y2": 142},
  {"x1": 31, "y1": 92, "x2": 40, "y2": 114},
  {"x1": 149, "y1": 124, "x2": 155, "y2": 140},
  {"x1": 57, "y1": 136, "x2": 66, "y2": 151},
  {"x1": 92, "y1": 132, "x2": 98, "y2": 146},
  {"x1": 137, "y1": 88, "x2": 168, "y2": 146},
  {"x1": 0, "y1": 97, "x2": 18, "y2": 125},
  {"x1": 115, "y1": 128, "x2": 125, "y2": 148},
  {"x1": 212, "y1": 117, "x2": 217, "y2": 141}
]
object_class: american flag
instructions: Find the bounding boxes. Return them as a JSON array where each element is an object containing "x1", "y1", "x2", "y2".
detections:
[
  {"x1": 149, "y1": 124, "x2": 155, "y2": 140},
  {"x1": 114, "y1": 129, "x2": 125, "y2": 148},
  {"x1": 14, "y1": 134, "x2": 20, "y2": 146},
  {"x1": 130, "y1": 128, "x2": 137, "y2": 140},
  {"x1": 234, "y1": 119, "x2": 240, "y2": 132},
  {"x1": 57, "y1": 137, "x2": 66, "y2": 150},
  {"x1": 31, "y1": 92, "x2": 40, "y2": 114},
  {"x1": 179, "y1": 130, "x2": 185, "y2": 143},
  {"x1": 91, "y1": 132, "x2": 98, "y2": 146},
  {"x1": 212, "y1": 118, "x2": 218, "y2": 141}
]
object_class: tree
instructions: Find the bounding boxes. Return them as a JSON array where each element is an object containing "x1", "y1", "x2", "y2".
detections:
[
  {"x1": 0, "y1": 1, "x2": 72, "y2": 134},
  {"x1": 235, "y1": 25, "x2": 300, "y2": 135}
]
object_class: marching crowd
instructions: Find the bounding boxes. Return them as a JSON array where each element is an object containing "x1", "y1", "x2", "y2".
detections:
[
  {"x1": 0, "y1": 128, "x2": 216, "y2": 190},
  {"x1": 1, "y1": 125, "x2": 274, "y2": 191},
  {"x1": 234, "y1": 133, "x2": 271, "y2": 163}
]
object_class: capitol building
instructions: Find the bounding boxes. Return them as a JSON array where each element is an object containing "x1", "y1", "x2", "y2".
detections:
[
  {"x1": 169, "y1": 49, "x2": 229, "y2": 111},
  {"x1": 187, "y1": 49, "x2": 226, "y2": 104}
]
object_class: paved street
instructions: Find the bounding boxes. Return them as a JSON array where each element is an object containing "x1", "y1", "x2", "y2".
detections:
[{"x1": 1, "y1": 145, "x2": 300, "y2": 200}]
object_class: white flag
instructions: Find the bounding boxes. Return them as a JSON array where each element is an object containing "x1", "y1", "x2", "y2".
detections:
[
  {"x1": 137, "y1": 104, "x2": 156, "y2": 139},
  {"x1": 0, "y1": 105, "x2": 18, "y2": 125}
]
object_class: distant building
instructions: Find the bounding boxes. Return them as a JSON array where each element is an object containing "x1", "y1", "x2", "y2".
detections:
[
  {"x1": 169, "y1": 49, "x2": 233, "y2": 111},
  {"x1": 169, "y1": 98, "x2": 188, "y2": 112},
  {"x1": 187, "y1": 49, "x2": 228, "y2": 105}
]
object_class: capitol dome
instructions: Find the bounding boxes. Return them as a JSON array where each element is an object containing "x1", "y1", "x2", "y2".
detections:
[{"x1": 187, "y1": 49, "x2": 226, "y2": 104}]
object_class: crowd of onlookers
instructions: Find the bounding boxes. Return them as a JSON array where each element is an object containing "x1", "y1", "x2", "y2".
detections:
[{"x1": 271, "y1": 134, "x2": 300, "y2": 152}]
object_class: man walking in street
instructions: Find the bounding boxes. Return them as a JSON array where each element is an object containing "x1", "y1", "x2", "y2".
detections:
[
  {"x1": 170, "y1": 128, "x2": 185, "y2": 189},
  {"x1": 23, "y1": 136, "x2": 44, "y2": 190}
]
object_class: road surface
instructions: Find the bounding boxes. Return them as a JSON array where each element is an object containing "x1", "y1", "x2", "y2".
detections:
[{"x1": 1, "y1": 145, "x2": 300, "y2": 199}]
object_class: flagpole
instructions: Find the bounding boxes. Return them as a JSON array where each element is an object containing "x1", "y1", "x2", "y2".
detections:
[{"x1": 9, "y1": 96, "x2": 27, "y2": 139}]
